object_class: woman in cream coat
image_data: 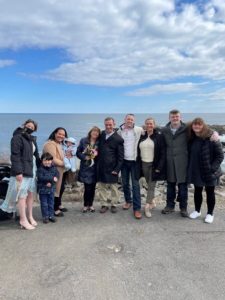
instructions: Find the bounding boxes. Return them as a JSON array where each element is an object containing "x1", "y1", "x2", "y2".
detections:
[{"x1": 43, "y1": 127, "x2": 68, "y2": 216}]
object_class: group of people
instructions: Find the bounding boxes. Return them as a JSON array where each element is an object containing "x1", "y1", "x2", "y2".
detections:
[{"x1": 0, "y1": 110, "x2": 224, "y2": 230}]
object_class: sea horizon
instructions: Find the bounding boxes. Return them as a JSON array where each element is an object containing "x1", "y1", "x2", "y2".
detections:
[{"x1": 1, "y1": 113, "x2": 225, "y2": 162}]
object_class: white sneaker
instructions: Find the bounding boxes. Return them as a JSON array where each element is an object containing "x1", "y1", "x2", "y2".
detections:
[
  {"x1": 144, "y1": 205, "x2": 152, "y2": 218},
  {"x1": 189, "y1": 211, "x2": 201, "y2": 219},
  {"x1": 205, "y1": 214, "x2": 214, "y2": 224}
]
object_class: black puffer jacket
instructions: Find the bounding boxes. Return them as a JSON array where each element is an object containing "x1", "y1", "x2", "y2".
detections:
[
  {"x1": 10, "y1": 127, "x2": 40, "y2": 177},
  {"x1": 189, "y1": 138, "x2": 224, "y2": 184},
  {"x1": 199, "y1": 139, "x2": 223, "y2": 184},
  {"x1": 137, "y1": 129, "x2": 166, "y2": 181}
]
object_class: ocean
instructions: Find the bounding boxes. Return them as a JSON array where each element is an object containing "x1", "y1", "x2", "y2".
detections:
[{"x1": 0, "y1": 113, "x2": 225, "y2": 161}]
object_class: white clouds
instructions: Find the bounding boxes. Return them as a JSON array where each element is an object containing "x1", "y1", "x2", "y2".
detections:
[
  {"x1": 0, "y1": 59, "x2": 15, "y2": 68},
  {"x1": 207, "y1": 88, "x2": 225, "y2": 101},
  {"x1": 126, "y1": 82, "x2": 206, "y2": 96},
  {"x1": 1, "y1": 0, "x2": 225, "y2": 86}
]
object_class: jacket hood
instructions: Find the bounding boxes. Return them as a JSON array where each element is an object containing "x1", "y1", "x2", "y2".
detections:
[
  {"x1": 12, "y1": 127, "x2": 37, "y2": 141},
  {"x1": 64, "y1": 137, "x2": 76, "y2": 144},
  {"x1": 13, "y1": 127, "x2": 24, "y2": 136}
]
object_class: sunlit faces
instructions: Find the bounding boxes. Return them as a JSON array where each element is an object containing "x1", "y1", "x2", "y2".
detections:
[
  {"x1": 169, "y1": 113, "x2": 181, "y2": 127},
  {"x1": 25, "y1": 122, "x2": 35, "y2": 131},
  {"x1": 90, "y1": 129, "x2": 100, "y2": 140},
  {"x1": 192, "y1": 122, "x2": 204, "y2": 134},
  {"x1": 42, "y1": 159, "x2": 53, "y2": 167},
  {"x1": 55, "y1": 129, "x2": 66, "y2": 143},
  {"x1": 104, "y1": 119, "x2": 115, "y2": 134},
  {"x1": 145, "y1": 119, "x2": 155, "y2": 133},
  {"x1": 125, "y1": 115, "x2": 135, "y2": 128}
]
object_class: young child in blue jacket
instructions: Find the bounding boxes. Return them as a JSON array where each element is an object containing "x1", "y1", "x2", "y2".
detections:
[{"x1": 37, "y1": 152, "x2": 59, "y2": 223}]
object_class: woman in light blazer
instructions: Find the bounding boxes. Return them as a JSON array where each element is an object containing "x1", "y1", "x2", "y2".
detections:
[{"x1": 43, "y1": 127, "x2": 68, "y2": 216}]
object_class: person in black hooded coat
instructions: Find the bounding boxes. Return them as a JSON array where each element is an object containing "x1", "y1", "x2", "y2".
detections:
[{"x1": 0, "y1": 119, "x2": 40, "y2": 229}]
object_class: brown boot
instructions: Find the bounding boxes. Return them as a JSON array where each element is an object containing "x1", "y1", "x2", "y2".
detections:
[
  {"x1": 134, "y1": 210, "x2": 142, "y2": 219},
  {"x1": 122, "y1": 202, "x2": 132, "y2": 210},
  {"x1": 100, "y1": 206, "x2": 109, "y2": 213}
]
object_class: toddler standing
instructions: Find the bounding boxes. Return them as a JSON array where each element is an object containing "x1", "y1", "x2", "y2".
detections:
[{"x1": 37, "y1": 152, "x2": 59, "y2": 223}]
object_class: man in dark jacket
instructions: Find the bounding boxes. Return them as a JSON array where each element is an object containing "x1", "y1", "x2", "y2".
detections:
[
  {"x1": 161, "y1": 109, "x2": 189, "y2": 217},
  {"x1": 98, "y1": 117, "x2": 124, "y2": 213}
]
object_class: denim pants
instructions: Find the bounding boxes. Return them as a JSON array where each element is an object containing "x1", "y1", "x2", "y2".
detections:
[
  {"x1": 121, "y1": 160, "x2": 141, "y2": 211},
  {"x1": 39, "y1": 193, "x2": 55, "y2": 219},
  {"x1": 166, "y1": 182, "x2": 188, "y2": 209}
]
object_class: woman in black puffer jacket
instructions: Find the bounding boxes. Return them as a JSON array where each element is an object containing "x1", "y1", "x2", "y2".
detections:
[
  {"x1": 188, "y1": 118, "x2": 224, "y2": 224},
  {"x1": 0, "y1": 119, "x2": 40, "y2": 230}
]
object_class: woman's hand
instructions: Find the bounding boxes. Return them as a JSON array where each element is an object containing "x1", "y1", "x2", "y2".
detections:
[{"x1": 16, "y1": 174, "x2": 23, "y2": 182}]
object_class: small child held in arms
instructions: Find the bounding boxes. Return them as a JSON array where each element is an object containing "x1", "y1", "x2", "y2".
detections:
[
  {"x1": 37, "y1": 152, "x2": 59, "y2": 224},
  {"x1": 63, "y1": 137, "x2": 77, "y2": 172}
]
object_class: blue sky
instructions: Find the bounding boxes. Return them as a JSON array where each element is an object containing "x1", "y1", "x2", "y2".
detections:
[{"x1": 1, "y1": 0, "x2": 225, "y2": 113}]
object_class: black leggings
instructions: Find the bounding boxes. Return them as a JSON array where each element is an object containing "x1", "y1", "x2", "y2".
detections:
[
  {"x1": 194, "y1": 186, "x2": 215, "y2": 215},
  {"x1": 83, "y1": 183, "x2": 96, "y2": 207}
]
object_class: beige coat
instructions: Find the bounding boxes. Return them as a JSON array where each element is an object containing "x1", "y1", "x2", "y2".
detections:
[{"x1": 43, "y1": 140, "x2": 65, "y2": 197}]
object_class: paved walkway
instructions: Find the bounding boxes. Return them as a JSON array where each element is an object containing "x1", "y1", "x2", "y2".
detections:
[{"x1": 1, "y1": 203, "x2": 225, "y2": 300}]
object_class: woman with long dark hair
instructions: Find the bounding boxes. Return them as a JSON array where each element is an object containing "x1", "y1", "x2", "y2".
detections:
[
  {"x1": 188, "y1": 118, "x2": 223, "y2": 223},
  {"x1": 43, "y1": 127, "x2": 69, "y2": 217}
]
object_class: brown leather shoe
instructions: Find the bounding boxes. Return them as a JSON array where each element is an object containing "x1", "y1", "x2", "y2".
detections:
[
  {"x1": 100, "y1": 206, "x2": 109, "y2": 213},
  {"x1": 134, "y1": 210, "x2": 142, "y2": 219},
  {"x1": 122, "y1": 202, "x2": 132, "y2": 210}
]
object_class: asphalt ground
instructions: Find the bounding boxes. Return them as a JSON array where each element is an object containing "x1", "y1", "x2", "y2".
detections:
[{"x1": 1, "y1": 202, "x2": 225, "y2": 300}]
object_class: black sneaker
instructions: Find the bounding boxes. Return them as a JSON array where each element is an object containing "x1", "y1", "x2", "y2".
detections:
[
  {"x1": 49, "y1": 217, "x2": 57, "y2": 223},
  {"x1": 54, "y1": 211, "x2": 64, "y2": 217},
  {"x1": 111, "y1": 206, "x2": 117, "y2": 213},
  {"x1": 59, "y1": 207, "x2": 68, "y2": 212},
  {"x1": 43, "y1": 218, "x2": 49, "y2": 224},
  {"x1": 161, "y1": 206, "x2": 175, "y2": 214},
  {"x1": 180, "y1": 209, "x2": 188, "y2": 218}
]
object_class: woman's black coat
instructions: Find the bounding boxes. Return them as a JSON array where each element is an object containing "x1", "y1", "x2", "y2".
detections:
[
  {"x1": 76, "y1": 137, "x2": 98, "y2": 184},
  {"x1": 137, "y1": 129, "x2": 166, "y2": 181},
  {"x1": 97, "y1": 131, "x2": 124, "y2": 183},
  {"x1": 10, "y1": 127, "x2": 40, "y2": 177},
  {"x1": 188, "y1": 138, "x2": 224, "y2": 185}
]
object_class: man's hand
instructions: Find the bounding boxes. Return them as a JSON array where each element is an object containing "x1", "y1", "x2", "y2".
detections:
[
  {"x1": 111, "y1": 171, "x2": 118, "y2": 175},
  {"x1": 210, "y1": 131, "x2": 219, "y2": 142}
]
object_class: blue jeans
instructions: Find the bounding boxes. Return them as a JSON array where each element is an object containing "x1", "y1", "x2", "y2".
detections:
[
  {"x1": 166, "y1": 182, "x2": 188, "y2": 209},
  {"x1": 39, "y1": 193, "x2": 55, "y2": 219},
  {"x1": 121, "y1": 160, "x2": 141, "y2": 211}
]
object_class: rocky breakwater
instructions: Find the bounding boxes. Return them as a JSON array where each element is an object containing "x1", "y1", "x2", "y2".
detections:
[{"x1": 62, "y1": 174, "x2": 225, "y2": 210}]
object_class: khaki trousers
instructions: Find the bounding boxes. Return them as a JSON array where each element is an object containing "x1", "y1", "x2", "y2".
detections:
[
  {"x1": 142, "y1": 162, "x2": 156, "y2": 203},
  {"x1": 98, "y1": 182, "x2": 119, "y2": 207}
]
